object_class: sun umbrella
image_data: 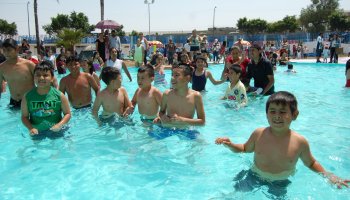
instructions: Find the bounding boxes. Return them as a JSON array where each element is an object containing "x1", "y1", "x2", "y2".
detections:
[
  {"x1": 148, "y1": 41, "x2": 163, "y2": 48},
  {"x1": 95, "y1": 20, "x2": 121, "y2": 29}
]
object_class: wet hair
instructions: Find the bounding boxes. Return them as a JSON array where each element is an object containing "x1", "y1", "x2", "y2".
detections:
[
  {"x1": 101, "y1": 67, "x2": 121, "y2": 85},
  {"x1": 172, "y1": 64, "x2": 193, "y2": 78},
  {"x1": 195, "y1": 55, "x2": 208, "y2": 67},
  {"x1": 272, "y1": 53, "x2": 278, "y2": 59},
  {"x1": 138, "y1": 64, "x2": 155, "y2": 77},
  {"x1": 66, "y1": 56, "x2": 80, "y2": 64},
  {"x1": 2, "y1": 38, "x2": 18, "y2": 49},
  {"x1": 288, "y1": 64, "x2": 293, "y2": 70},
  {"x1": 346, "y1": 59, "x2": 350, "y2": 75},
  {"x1": 266, "y1": 91, "x2": 298, "y2": 114},
  {"x1": 34, "y1": 60, "x2": 54, "y2": 77},
  {"x1": 228, "y1": 64, "x2": 242, "y2": 77},
  {"x1": 86, "y1": 60, "x2": 96, "y2": 75}
]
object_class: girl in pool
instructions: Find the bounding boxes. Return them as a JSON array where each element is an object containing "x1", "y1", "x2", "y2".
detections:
[
  {"x1": 81, "y1": 59, "x2": 100, "y2": 89},
  {"x1": 92, "y1": 52, "x2": 104, "y2": 71},
  {"x1": 221, "y1": 46, "x2": 250, "y2": 81},
  {"x1": 153, "y1": 54, "x2": 167, "y2": 87},
  {"x1": 192, "y1": 56, "x2": 226, "y2": 92}
]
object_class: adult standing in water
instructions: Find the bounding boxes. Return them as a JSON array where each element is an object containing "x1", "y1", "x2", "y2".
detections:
[
  {"x1": 96, "y1": 33, "x2": 107, "y2": 62},
  {"x1": 329, "y1": 33, "x2": 341, "y2": 63}
]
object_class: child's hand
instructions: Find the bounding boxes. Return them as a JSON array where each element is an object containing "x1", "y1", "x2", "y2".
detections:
[
  {"x1": 153, "y1": 117, "x2": 161, "y2": 124},
  {"x1": 160, "y1": 114, "x2": 171, "y2": 124},
  {"x1": 215, "y1": 137, "x2": 232, "y2": 145},
  {"x1": 326, "y1": 173, "x2": 350, "y2": 189},
  {"x1": 222, "y1": 73, "x2": 228, "y2": 80},
  {"x1": 169, "y1": 114, "x2": 183, "y2": 123},
  {"x1": 50, "y1": 124, "x2": 62, "y2": 132},
  {"x1": 123, "y1": 107, "x2": 134, "y2": 117},
  {"x1": 30, "y1": 128, "x2": 39, "y2": 135}
]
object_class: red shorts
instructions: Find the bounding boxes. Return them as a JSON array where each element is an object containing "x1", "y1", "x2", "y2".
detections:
[{"x1": 346, "y1": 79, "x2": 350, "y2": 87}]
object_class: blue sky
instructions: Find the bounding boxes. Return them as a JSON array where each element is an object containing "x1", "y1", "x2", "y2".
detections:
[{"x1": 1, "y1": 0, "x2": 350, "y2": 36}]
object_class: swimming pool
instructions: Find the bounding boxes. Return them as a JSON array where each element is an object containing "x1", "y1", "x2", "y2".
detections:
[{"x1": 0, "y1": 63, "x2": 349, "y2": 199}]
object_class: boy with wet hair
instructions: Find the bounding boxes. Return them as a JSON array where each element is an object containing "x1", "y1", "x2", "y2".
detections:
[
  {"x1": 216, "y1": 91, "x2": 349, "y2": 195},
  {"x1": 92, "y1": 67, "x2": 133, "y2": 124},
  {"x1": 21, "y1": 61, "x2": 71, "y2": 135},
  {"x1": 222, "y1": 64, "x2": 247, "y2": 108},
  {"x1": 0, "y1": 38, "x2": 35, "y2": 108},
  {"x1": 59, "y1": 56, "x2": 99, "y2": 109},
  {"x1": 154, "y1": 64, "x2": 205, "y2": 126},
  {"x1": 128, "y1": 64, "x2": 162, "y2": 120}
]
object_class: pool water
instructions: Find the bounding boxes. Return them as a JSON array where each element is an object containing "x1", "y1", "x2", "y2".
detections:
[{"x1": 0, "y1": 63, "x2": 349, "y2": 199}]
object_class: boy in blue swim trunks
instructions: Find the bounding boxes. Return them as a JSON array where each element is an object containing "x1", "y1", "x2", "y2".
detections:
[
  {"x1": 154, "y1": 64, "x2": 205, "y2": 127},
  {"x1": 21, "y1": 61, "x2": 71, "y2": 135},
  {"x1": 128, "y1": 64, "x2": 162, "y2": 121},
  {"x1": 216, "y1": 91, "x2": 349, "y2": 195}
]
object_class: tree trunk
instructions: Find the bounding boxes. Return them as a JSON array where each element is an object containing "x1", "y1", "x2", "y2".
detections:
[
  {"x1": 100, "y1": 0, "x2": 104, "y2": 21},
  {"x1": 34, "y1": 0, "x2": 40, "y2": 56}
]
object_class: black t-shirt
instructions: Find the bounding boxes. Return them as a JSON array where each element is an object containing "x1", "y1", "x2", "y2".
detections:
[{"x1": 246, "y1": 58, "x2": 274, "y2": 95}]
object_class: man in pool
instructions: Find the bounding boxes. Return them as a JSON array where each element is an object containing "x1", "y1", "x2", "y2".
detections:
[
  {"x1": 216, "y1": 91, "x2": 349, "y2": 195},
  {"x1": 0, "y1": 38, "x2": 35, "y2": 108}
]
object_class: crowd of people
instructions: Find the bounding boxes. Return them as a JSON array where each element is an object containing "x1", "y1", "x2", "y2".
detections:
[{"x1": 0, "y1": 31, "x2": 349, "y2": 197}]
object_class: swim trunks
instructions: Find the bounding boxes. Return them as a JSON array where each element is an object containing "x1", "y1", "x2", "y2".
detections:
[
  {"x1": 73, "y1": 104, "x2": 91, "y2": 110},
  {"x1": 9, "y1": 98, "x2": 22, "y2": 109},
  {"x1": 346, "y1": 79, "x2": 350, "y2": 87},
  {"x1": 148, "y1": 126, "x2": 200, "y2": 140}
]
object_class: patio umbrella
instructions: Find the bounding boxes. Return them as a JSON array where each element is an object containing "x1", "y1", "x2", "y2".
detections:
[
  {"x1": 95, "y1": 20, "x2": 121, "y2": 29},
  {"x1": 148, "y1": 41, "x2": 163, "y2": 48}
]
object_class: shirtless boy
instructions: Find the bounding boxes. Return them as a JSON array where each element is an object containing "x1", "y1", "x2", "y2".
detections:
[
  {"x1": 155, "y1": 64, "x2": 205, "y2": 126},
  {"x1": 216, "y1": 91, "x2": 349, "y2": 193},
  {"x1": 129, "y1": 65, "x2": 162, "y2": 120},
  {"x1": 0, "y1": 38, "x2": 35, "y2": 108},
  {"x1": 92, "y1": 67, "x2": 133, "y2": 124},
  {"x1": 59, "y1": 56, "x2": 99, "y2": 109}
]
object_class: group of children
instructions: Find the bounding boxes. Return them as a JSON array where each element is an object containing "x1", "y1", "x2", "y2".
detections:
[{"x1": 0, "y1": 38, "x2": 349, "y2": 196}]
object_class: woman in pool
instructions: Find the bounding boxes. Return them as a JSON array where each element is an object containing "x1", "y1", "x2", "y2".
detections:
[
  {"x1": 221, "y1": 46, "x2": 250, "y2": 81},
  {"x1": 346, "y1": 59, "x2": 350, "y2": 87}
]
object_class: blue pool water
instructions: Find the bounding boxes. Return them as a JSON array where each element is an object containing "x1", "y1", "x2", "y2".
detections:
[{"x1": 0, "y1": 63, "x2": 349, "y2": 199}]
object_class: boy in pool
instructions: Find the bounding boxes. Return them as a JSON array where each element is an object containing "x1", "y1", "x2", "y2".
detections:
[
  {"x1": 216, "y1": 91, "x2": 349, "y2": 191},
  {"x1": 128, "y1": 64, "x2": 162, "y2": 121},
  {"x1": 92, "y1": 67, "x2": 133, "y2": 124},
  {"x1": 59, "y1": 56, "x2": 99, "y2": 109},
  {"x1": 285, "y1": 64, "x2": 297, "y2": 73},
  {"x1": 154, "y1": 64, "x2": 205, "y2": 126},
  {"x1": 221, "y1": 64, "x2": 247, "y2": 108},
  {"x1": 21, "y1": 61, "x2": 71, "y2": 135}
]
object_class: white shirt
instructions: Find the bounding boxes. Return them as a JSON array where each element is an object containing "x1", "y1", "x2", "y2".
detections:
[
  {"x1": 106, "y1": 59, "x2": 123, "y2": 71},
  {"x1": 109, "y1": 36, "x2": 121, "y2": 50}
]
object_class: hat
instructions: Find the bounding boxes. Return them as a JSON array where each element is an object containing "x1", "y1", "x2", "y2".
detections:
[{"x1": 3, "y1": 38, "x2": 18, "y2": 49}]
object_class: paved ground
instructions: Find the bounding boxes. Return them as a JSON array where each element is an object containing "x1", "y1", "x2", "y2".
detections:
[{"x1": 289, "y1": 56, "x2": 349, "y2": 64}]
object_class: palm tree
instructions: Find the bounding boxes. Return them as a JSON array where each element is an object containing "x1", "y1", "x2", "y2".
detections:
[
  {"x1": 33, "y1": 0, "x2": 59, "y2": 56},
  {"x1": 100, "y1": 0, "x2": 104, "y2": 20}
]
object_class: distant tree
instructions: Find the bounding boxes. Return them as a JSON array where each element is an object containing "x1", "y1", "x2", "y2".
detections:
[
  {"x1": 43, "y1": 11, "x2": 93, "y2": 35},
  {"x1": 56, "y1": 28, "x2": 85, "y2": 52},
  {"x1": 0, "y1": 19, "x2": 17, "y2": 36},
  {"x1": 114, "y1": 25, "x2": 125, "y2": 37},
  {"x1": 237, "y1": 18, "x2": 267, "y2": 34},
  {"x1": 299, "y1": 0, "x2": 339, "y2": 32},
  {"x1": 329, "y1": 11, "x2": 350, "y2": 32},
  {"x1": 130, "y1": 30, "x2": 139, "y2": 36},
  {"x1": 267, "y1": 16, "x2": 299, "y2": 33}
]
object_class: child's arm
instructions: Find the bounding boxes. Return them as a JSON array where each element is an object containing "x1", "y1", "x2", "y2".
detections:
[
  {"x1": 122, "y1": 62, "x2": 132, "y2": 82},
  {"x1": 59, "y1": 77, "x2": 66, "y2": 95},
  {"x1": 50, "y1": 93, "x2": 71, "y2": 132},
  {"x1": 216, "y1": 129, "x2": 258, "y2": 153},
  {"x1": 122, "y1": 88, "x2": 134, "y2": 117},
  {"x1": 92, "y1": 73, "x2": 100, "y2": 88},
  {"x1": 299, "y1": 137, "x2": 349, "y2": 188},
  {"x1": 20, "y1": 96, "x2": 38, "y2": 135},
  {"x1": 92, "y1": 93, "x2": 102, "y2": 125},
  {"x1": 87, "y1": 74, "x2": 100, "y2": 95},
  {"x1": 238, "y1": 84, "x2": 248, "y2": 107},
  {"x1": 207, "y1": 71, "x2": 226, "y2": 85},
  {"x1": 130, "y1": 88, "x2": 139, "y2": 110},
  {"x1": 155, "y1": 90, "x2": 170, "y2": 123}
]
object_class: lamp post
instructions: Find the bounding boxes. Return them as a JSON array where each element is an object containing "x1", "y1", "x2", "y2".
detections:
[
  {"x1": 27, "y1": 1, "x2": 31, "y2": 40},
  {"x1": 212, "y1": 6, "x2": 217, "y2": 36},
  {"x1": 144, "y1": 0, "x2": 155, "y2": 39}
]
